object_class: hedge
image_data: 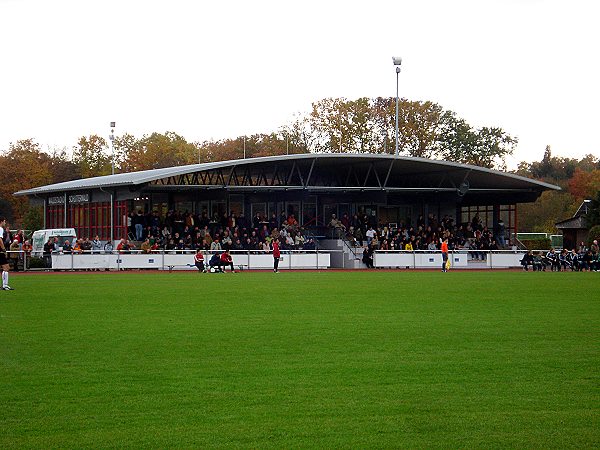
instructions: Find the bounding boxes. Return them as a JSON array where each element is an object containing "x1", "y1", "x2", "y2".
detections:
[{"x1": 522, "y1": 238, "x2": 552, "y2": 250}]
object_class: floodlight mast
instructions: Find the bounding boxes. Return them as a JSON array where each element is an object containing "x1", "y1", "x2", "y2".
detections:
[
  {"x1": 109, "y1": 121, "x2": 116, "y2": 175},
  {"x1": 392, "y1": 57, "x2": 402, "y2": 157}
]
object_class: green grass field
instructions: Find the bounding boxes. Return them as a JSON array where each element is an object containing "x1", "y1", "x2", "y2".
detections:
[{"x1": 1, "y1": 271, "x2": 598, "y2": 448}]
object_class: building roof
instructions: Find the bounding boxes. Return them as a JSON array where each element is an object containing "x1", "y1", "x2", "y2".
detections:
[
  {"x1": 555, "y1": 200, "x2": 592, "y2": 230},
  {"x1": 555, "y1": 216, "x2": 587, "y2": 230},
  {"x1": 14, "y1": 154, "x2": 560, "y2": 200}
]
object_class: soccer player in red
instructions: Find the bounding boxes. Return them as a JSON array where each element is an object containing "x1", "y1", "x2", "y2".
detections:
[
  {"x1": 194, "y1": 249, "x2": 206, "y2": 273},
  {"x1": 219, "y1": 249, "x2": 236, "y2": 273},
  {"x1": 272, "y1": 238, "x2": 281, "y2": 273}
]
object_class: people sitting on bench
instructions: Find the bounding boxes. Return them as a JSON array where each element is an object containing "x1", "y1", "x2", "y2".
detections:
[
  {"x1": 208, "y1": 250, "x2": 236, "y2": 273},
  {"x1": 544, "y1": 248, "x2": 560, "y2": 272},
  {"x1": 520, "y1": 250, "x2": 534, "y2": 271}
]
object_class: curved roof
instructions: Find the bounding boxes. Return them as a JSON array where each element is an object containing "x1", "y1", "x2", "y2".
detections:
[{"x1": 14, "y1": 153, "x2": 560, "y2": 197}]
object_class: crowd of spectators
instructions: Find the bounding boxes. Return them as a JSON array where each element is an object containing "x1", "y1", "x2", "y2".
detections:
[
  {"x1": 330, "y1": 211, "x2": 508, "y2": 260},
  {"x1": 123, "y1": 209, "x2": 316, "y2": 253},
  {"x1": 2, "y1": 225, "x2": 32, "y2": 271}
]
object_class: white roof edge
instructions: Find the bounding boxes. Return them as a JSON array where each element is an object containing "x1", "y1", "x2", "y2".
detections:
[{"x1": 14, "y1": 153, "x2": 561, "y2": 196}]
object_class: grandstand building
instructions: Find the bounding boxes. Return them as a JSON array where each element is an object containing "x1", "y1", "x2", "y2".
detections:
[{"x1": 15, "y1": 154, "x2": 559, "y2": 243}]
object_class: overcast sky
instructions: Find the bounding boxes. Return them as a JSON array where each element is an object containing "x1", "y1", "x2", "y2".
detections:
[{"x1": 1, "y1": 0, "x2": 598, "y2": 168}]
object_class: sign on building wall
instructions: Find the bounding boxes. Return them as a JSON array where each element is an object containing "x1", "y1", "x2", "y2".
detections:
[
  {"x1": 48, "y1": 195, "x2": 66, "y2": 205},
  {"x1": 68, "y1": 194, "x2": 90, "y2": 204}
]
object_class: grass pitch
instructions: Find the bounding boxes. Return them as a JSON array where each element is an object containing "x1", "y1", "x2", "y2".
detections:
[{"x1": 0, "y1": 271, "x2": 598, "y2": 448}]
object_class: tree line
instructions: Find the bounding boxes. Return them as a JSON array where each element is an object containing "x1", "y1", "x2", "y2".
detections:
[
  {"x1": 515, "y1": 146, "x2": 600, "y2": 234},
  {"x1": 0, "y1": 97, "x2": 598, "y2": 233}
]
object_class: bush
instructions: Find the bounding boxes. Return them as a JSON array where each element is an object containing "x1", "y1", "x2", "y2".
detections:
[
  {"x1": 587, "y1": 225, "x2": 600, "y2": 246},
  {"x1": 27, "y1": 257, "x2": 47, "y2": 269},
  {"x1": 522, "y1": 238, "x2": 552, "y2": 250}
]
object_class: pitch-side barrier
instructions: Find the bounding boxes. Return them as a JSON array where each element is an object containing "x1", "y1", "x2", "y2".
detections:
[
  {"x1": 7, "y1": 249, "x2": 529, "y2": 271},
  {"x1": 373, "y1": 250, "x2": 527, "y2": 269},
  {"x1": 46, "y1": 250, "x2": 331, "y2": 271}
]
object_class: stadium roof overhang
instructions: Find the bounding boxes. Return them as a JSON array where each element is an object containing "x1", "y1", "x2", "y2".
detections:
[{"x1": 14, "y1": 154, "x2": 560, "y2": 204}]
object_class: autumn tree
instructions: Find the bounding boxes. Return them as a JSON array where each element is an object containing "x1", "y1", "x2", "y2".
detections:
[
  {"x1": 280, "y1": 112, "x2": 320, "y2": 154},
  {"x1": 518, "y1": 191, "x2": 578, "y2": 234},
  {"x1": 521, "y1": 146, "x2": 598, "y2": 183},
  {"x1": 0, "y1": 139, "x2": 53, "y2": 224},
  {"x1": 118, "y1": 132, "x2": 199, "y2": 171},
  {"x1": 438, "y1": 112, "x2": 517, "y2": 170},
  {"x1": 309, "y1": 98, "x2": 348, "y2": 153},
  {"x1": 586, "y1": 191, "x2": 600, "y2": 228},
  {"x1": 72, "y1": 135, "x2": 112, "y2": 178},
  {"x1": 567, "y1": 168, "x2": 600, "y2": 200},
  {"x1": 372, "y1": 97, "x2": 446, "y2": 158},
  {"x1": 46, "y1": 148, "x2": 79, "y2": 183}
]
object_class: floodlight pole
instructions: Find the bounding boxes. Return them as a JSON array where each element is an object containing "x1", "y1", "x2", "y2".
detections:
[
  {"x1": 392, "y1": 57, "x2": 402, "y2": 157},
  {"x1": 109, "y1": 121, "x2": 116, "y2": 175}
]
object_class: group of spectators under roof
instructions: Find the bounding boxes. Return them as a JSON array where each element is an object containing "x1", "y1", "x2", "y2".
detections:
[{"x1": 128, "y1": 209, "x2": 316, "y2": 253}]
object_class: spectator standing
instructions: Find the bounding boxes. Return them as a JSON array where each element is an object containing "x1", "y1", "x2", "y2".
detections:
[
  {"x1": 272, "y1": 238, "x2": 281, "y2": 273},
  {"x1": 362, "y1": 246, "x2": 374, "y2": 269},
  {"x1": 140, "y1": 238, "x2": 152, "y2": 254},
  {"x1": 9, "y1": 239, "x2": 20, "y2": 272},
  {"x1": 22, "y1": 240, "x2": 32, "y2": 257},
  {"x1": 62, "y1": 240, "x2": 73, "y2": 254},
  {"x1": 495, "y1": 218, "x2": 506, "y2": 248},
  {"x1": 134, "y1": 210, "x2": 145, "y2": 241},
  {"x1": 92, "y1": 236, "x2": 103, "y2": 253},
  {"x1": 43, "y1": 238, "x2": 54, "y2": 267},
  {"x1": 366, "y1": 226, "x2": 375, "y2": 245}
]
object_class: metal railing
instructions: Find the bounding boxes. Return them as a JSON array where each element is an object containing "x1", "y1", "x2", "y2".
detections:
[
  {"x1": 18, "y1": 249, "x2": 333, "y2": 272},
  {"x1": 372, "y1": 249, "x2": 530, "y2": 270}
]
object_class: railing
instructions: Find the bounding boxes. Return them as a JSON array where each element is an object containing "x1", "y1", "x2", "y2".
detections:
[
  {"x1": 6, "y1": 249, "x2": 574, "y2": 271},
  {"x1": 24, "y1": 249, "x2": 332, "y2": 271},
  {"x1": 373, "y1": 249, "x2": 528, "y2": 269}
]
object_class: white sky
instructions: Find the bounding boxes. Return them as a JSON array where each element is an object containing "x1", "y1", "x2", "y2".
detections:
[{"x1": 1, "y1": 0, "x2": 598, "y2": 168}]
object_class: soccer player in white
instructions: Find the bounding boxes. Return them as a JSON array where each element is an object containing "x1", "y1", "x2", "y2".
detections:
[{"x1": 0, "y1": 217, "x2": 13, "y2": 290}]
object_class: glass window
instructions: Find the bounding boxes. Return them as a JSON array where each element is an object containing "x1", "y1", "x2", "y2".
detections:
[{"x1": 251, "y1": 203, "x2": 266, "y2": 221}]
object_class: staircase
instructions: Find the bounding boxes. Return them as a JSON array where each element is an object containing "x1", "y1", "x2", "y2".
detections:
[{"x1": 319, "y1": 238, "x2": 366, "y2": 269}]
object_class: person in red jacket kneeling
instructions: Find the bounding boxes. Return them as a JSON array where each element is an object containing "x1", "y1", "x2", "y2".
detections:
[{"x1": 219, "y1": 249, "x2": 236, "y2": 273}]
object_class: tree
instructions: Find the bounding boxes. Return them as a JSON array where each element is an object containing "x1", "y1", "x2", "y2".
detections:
[
  {"x1": 525, "y1": 145, "x2": 583, "y2": 183},
  {"x1": 72, "y1": 135, "x2": 112, "y2": 178},
  {"x1": 281, "y1": 112, "x2": 325, "y2": 154},
  {"x1": 21, "y1": 205, "x2": 43, "y2": 233},
  {"x1": 0, "y1": 139, "x2": 53, "y2": 224},
  {"x1": 47, "y1": 148, "x2": 79, "y2": 183},
  {"x1": 0, "y1": 197, "x2": 14, "y2": 223},
  {"x1": 438, "y1": 112, "x2": 517, "y2": 170},
  {"x1": 309, "y1": 98, "x2": 347, "y2": 153},
  {"x1": 586, "y1": 190, "x2": 600, "y2": 228},
  {"x1": 517, "y1": 191, "x2": 578, "y2": 233},
  {"x1": 394, "y1": 99, "x2": 445, "y2": 158},
  {"x1": 568, "y1": 168, "x2": 600, "y2": 200},
  {"x1": 119, "y1": 132, "x2": 199, "y2": 171}
]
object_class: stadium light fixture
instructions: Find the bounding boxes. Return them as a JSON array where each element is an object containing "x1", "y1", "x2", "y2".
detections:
[
  {"x1": 392, "y1": 56, "x2": 402, "y2": 157},
  {"x1": 109, "y1": 122, "x2": 116, "y2": 175}
]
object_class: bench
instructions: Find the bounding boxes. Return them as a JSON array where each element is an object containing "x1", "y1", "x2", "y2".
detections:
[
  {"x1": 166, "y1": 264, "x2": 195, "y2": 272},
  {"x1": 166, "y1": 263, "x2": 249, "y2": 272}
]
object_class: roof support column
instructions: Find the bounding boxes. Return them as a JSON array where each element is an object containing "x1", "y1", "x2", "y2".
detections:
[
  {"x1": 64, "y1": 194, "x2": 67, "y2": 227},
  {"x1": 110, "y1": 191, "x2": 114, "y2": 246},
  {"x1": 43, "y1": 197, "x2": 47, "y2": 229}
]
